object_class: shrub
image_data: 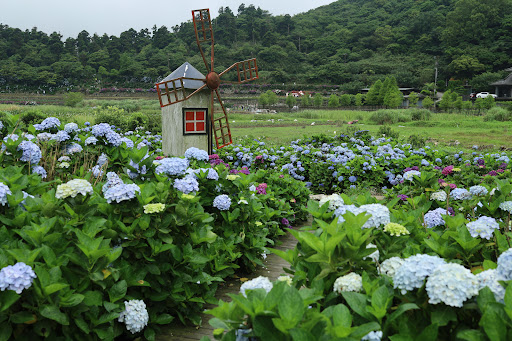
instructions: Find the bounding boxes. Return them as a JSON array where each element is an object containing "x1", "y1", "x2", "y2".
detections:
[
  {"x1": 328, "y1": 94, "x2": 340, "y2": 107},
  {"x1": 484, "y1": 106, "x2": 512, "y2": 121},
  {"x1": 20, "y1": 110, "x2": 46, "y2": 126},
  {"x1": 94, "y1": 106, "x2": 128, "y2": 130},
  {"x1": 370, "y1": 110, "x2": 395, "y2": 125},
  {"x1": 378, "y1": 125, "x2": 399, "y2": 139},
  {"x1": 65, "y1": 92, "x2": 84, "y2": 107},
  {"x1": 410, "y1": 109, "x2": 432, "y2": 121}
]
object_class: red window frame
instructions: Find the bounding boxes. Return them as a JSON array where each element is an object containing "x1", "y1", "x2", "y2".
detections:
[{"x1": 183, "y1": 108, "x2": 208, "y2": 135}]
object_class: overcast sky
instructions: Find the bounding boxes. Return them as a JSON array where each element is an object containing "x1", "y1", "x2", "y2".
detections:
[{"x1": 1, "y1": 0, "x2": 335, "y2": 39}]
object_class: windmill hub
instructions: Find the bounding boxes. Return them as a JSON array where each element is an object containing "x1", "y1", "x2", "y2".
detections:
[{"x1": 206, "y1": 71, "x2": 221, "y2": 90}]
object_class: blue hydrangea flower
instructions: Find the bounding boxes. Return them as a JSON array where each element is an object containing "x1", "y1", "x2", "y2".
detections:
[
  {"x1": 104, "y1": 183, "x2": 141, "y2": 203},
  {"x1": 0, "y1": 182, "x2": 12, "y2": 206},
  {"x1": 184, "y1": 147, "x2": 209, "y2": 162},
  {"x1": 105, "y1": 130, "x2": 122, "y2": 147},
  {"x1": 466, "y1": 216, "x2": 499, "y2": 240},
  {"x1": 52, "y1": 130, "x2": 70, "y2": 142},
  {"x1": 0, "y1": 120, "x2": 3, "y2": 130},
  {"x1": 85, "y1": 136, "x2": 98, "y2": 145},
  {"x1": 0, "y1": 262, "x2": 37, "y2": 294},
  {"x1": 213, "y1": 194, "x2": 231, "y2": 210},
  {"x1": 424, "y1": 208, "x2": 448, "y2": 228},
  {"x1": 17, "y1": 141, "x2": 42, "y2": 164},
  {"x1": 477, "y1": 269, "x2": 506, "y2": 303},
  {"x1": 333, "y1": 204, "x2": 365, "y2": 224},
  {"x1": 155, "y1": 158, "x2": 189, "y2": 176},
  {"x1": 469, "y1": 185, "x2": 488, "y2": 196},
  {"x1": 425, "y1": 263, "x2": 478, "y2": 307},
  {"x1": 97, "y1": 153, "x2": 108, "y2": 167},
  {"x1": 64, "y1": 142, "x2": 83, "y2": 155},
  {"x1": 120, "y1": 137, "x2": 134, "y2": 148},
  {"x1": 393, "y1": 254, "x2": 446, "y2": 294},
  {"x1": 118, "y1": 300, "x2": 149, "y2": 334},
  {"x1": 32, "y1": 166, "x2": 47, "y2": 179},
  {"x1": 34, "y1": 117, "x2": 60, "y2": 131},
  {"x1": 102, "y1": 172, "x2": 124, "y2": 193},
  {"x1": 90, "y1": 165, "x2": 104, "y2": 177},
  {"x1": 450, "y1": 188, "x2": 472, "y2": 200},
  {"x1": 348, "y1": 176, "x2": 357, "y2": 183},
  {"x1": 36, "y1": 132, "x2": 54, "y2": 142},
  {"x1": 173, "y1": 176, "x2": 199, "y2": 194},
  {"x1": 499, "y1": 201, "x2": 512, "y2": 214},
  {"x1": 497, "y1": 248, "x2": 512, "y2": 280},
  {"x1": 64, "y1": 122, "x2": 78, "y2": 133},
  {"x1": 91, "y1": 123, "x2": 112, "y2": 137}
]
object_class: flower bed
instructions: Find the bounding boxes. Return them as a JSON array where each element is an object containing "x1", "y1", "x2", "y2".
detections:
[
  {"x1": 0, "y1": 113, "x2": 310, "y2": 340},
  {"x1": 207, "y1": 170, "x2": 512, "y2": 340}
]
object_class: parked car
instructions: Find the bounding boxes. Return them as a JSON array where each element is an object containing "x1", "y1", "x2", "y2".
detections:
[{"x1": 476, "y1": 92, "x2": 497, "y2": 99}]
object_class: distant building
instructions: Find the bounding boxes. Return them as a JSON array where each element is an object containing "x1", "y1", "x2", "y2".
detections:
[{"x1": 490, "y1": 67, "x2": 512, "y2": 99}]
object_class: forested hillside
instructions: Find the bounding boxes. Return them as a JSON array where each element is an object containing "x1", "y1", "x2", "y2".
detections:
[{"x1": 0, "y1": 0, "x2": 511, "y2": 93}]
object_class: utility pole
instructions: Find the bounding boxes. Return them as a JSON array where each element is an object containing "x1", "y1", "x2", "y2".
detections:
[{"x1": 434, "y1": 56, "x2": 438, "y2": 110}]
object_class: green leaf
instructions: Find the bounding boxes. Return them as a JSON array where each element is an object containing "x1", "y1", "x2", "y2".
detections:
[
  {"x1": 416, "y1": 324, "x2": 438, "y2": 341},
  {"x1": 386, "y1": 303, "x2": 419, "y2": 325},
  {"x1": 0, "y1": 322, "x2": 12, "y2": 341},
  {"x1": 108, "y1": 280, "x2": 127, "y2": 303},
  {"x1": 75, "y1": 318, "x2": 90, "y2": 334},
  {"x1": 431, "y1": 306, "x2": 457, "y2": 327},
  {"x1": 289, "y1": 328, "x2": 316, "y2": 341},
  {"x1": 10, "y1": 311, "x2": 36, "y2": 323},
  {"x1": 83, "y1": 291, "x2": 103, "y2": 306},
  {"x1": 253, "y1": 315, "x2": 284, "y2": 341},
  {"x1": 144, "y1": 327, "x2": 156, "y2": 341},
  {"x1": 41, "y1": 305, "x2": 69, "y2": 325},
  {"x1": 0, "y1": 290, "x2": 20, "y2": 312},
  {"x1": 457, "y1": 329, "x2": 486, "y2": 341},
  {"x1": 43, "y1": 283, "x2": 69, "y2": 296},
  {"x1": 480, "y1": 306, "x2": 507, "y2": 341},
  {"x1": 341, "y1": 292, "x2": 372, "y2": 319},
  {"x1": 278, "y1": 287, "x2": 304, "y2": 326},
  {"x1": 154, "y1": 313, "x2": 174, "y2": 324},
  {"x1": 60, "y1": 293, "x2": 85, "y2": 307}
]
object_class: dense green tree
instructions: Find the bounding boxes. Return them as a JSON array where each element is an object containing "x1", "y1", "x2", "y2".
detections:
[
  {"x1": 301, "y1": 95, "x2": 311, "y2": 107},
  {"x1": 328, "y1": 94, "x2": 340, "y2": 107},
  {"x1": 354, "y1": 93, "x2": 364, "y2": 106},
  {"x1": 422, "y1": 96, "x2": 434, "y2": 109},
  {"x1": 408, "y1": 91, "x2": 419, "y2": 107},
  {"x1": 365, "y1": 79, "x2": 382, "y2": 105},
  {"x1": 285, "y1": 95, "x2": 297, "y2": 108},
  {"x1": 313, "y1": 93, "x2": 323, "y2": 107},
  {"x1": 340, "y1": 94, "x2": 352, "y2": 106}
]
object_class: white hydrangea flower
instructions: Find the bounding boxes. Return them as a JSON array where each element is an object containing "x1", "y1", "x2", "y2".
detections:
[
  {"x1": 466, "y1": 216, "x2": 500, "y2": 240},
  {"x1": 364, "y1": 243, "x2": 379, "y2": 263},
  {"x1": 240, "y1": 276, "x2": 273, "y2": 297},
  {"x1": 360, "y1": 204, "x2": 390, "y2": 229},
  {"x1": 361, "y1": 331, "x2": 383, "y2": 341},
  {"x1": 499, "y1": 201, "x2": 512, "y2": 214},
  {"x1": 477, "y1": 269, "x2": 506, "y2": 303},
  {"x1": 333, "y1": 273, "x2": 363, "y2": 294},
  {"x1": 277, "y1": 275, "x2": 292, "y2": 286},
  {"x1": 497, "y1": 248, "x2": 512, "y2": 280},
  {"x1": 55, "y1": 179, "x2": 93, "y2": 199},
  {"x1": 318, "y1": 193, "x2": 344, "y2": 211},
  {"x1": 430, "y1": 191, "x2": 447, "y2": 201},
  {"x1": 378, "y1": 257, "x2": 405, "y2": 278},
  {"x1": 425, "y1": 263, "x2": 479, "y2": 307},
  {"x1": 403, "y1": 170, "x2": 421, "y2": 182},
  {"x1": 118, "y1": 300, "x2": 149, "y2": 334}
]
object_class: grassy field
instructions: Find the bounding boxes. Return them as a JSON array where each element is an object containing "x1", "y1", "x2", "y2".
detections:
[{"x1": 1, "y1": 101, "x2": 511, "y2": 151}]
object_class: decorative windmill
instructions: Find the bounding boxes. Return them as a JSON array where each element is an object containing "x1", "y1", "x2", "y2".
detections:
[{"x1": 156, "y1": 8, "x2": 259, "y2": 156}]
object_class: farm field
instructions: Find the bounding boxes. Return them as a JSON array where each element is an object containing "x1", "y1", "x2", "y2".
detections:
[{"x1": 2, "y1": 101, "x2": 512, "y2": 150}]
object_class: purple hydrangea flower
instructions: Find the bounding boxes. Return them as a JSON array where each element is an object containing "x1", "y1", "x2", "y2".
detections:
[{"x1": 0, "y1": 182, "x2": 12, "y2": 206}]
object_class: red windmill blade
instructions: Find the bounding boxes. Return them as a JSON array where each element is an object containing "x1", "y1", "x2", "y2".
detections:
[{"x1": 155, "y1": 8, "x2": 259, "y2": 149}]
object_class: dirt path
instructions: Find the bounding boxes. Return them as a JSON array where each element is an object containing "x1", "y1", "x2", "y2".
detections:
[{"x1": 156, "y1": 227, "x2": 301, "y2": 341}]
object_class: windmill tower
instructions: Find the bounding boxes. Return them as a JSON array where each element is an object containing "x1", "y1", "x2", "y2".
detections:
[{"x1": 156, "y1": 8, "x2": 259, "y2": 156}]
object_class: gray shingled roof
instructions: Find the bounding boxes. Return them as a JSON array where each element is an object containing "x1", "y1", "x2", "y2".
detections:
[
  {"x1": 491, "y1": 72, "x2": 512, "y2": 86},
  {"x1": 157, "y1": 62, "x2": 205, "y2": 90}
]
